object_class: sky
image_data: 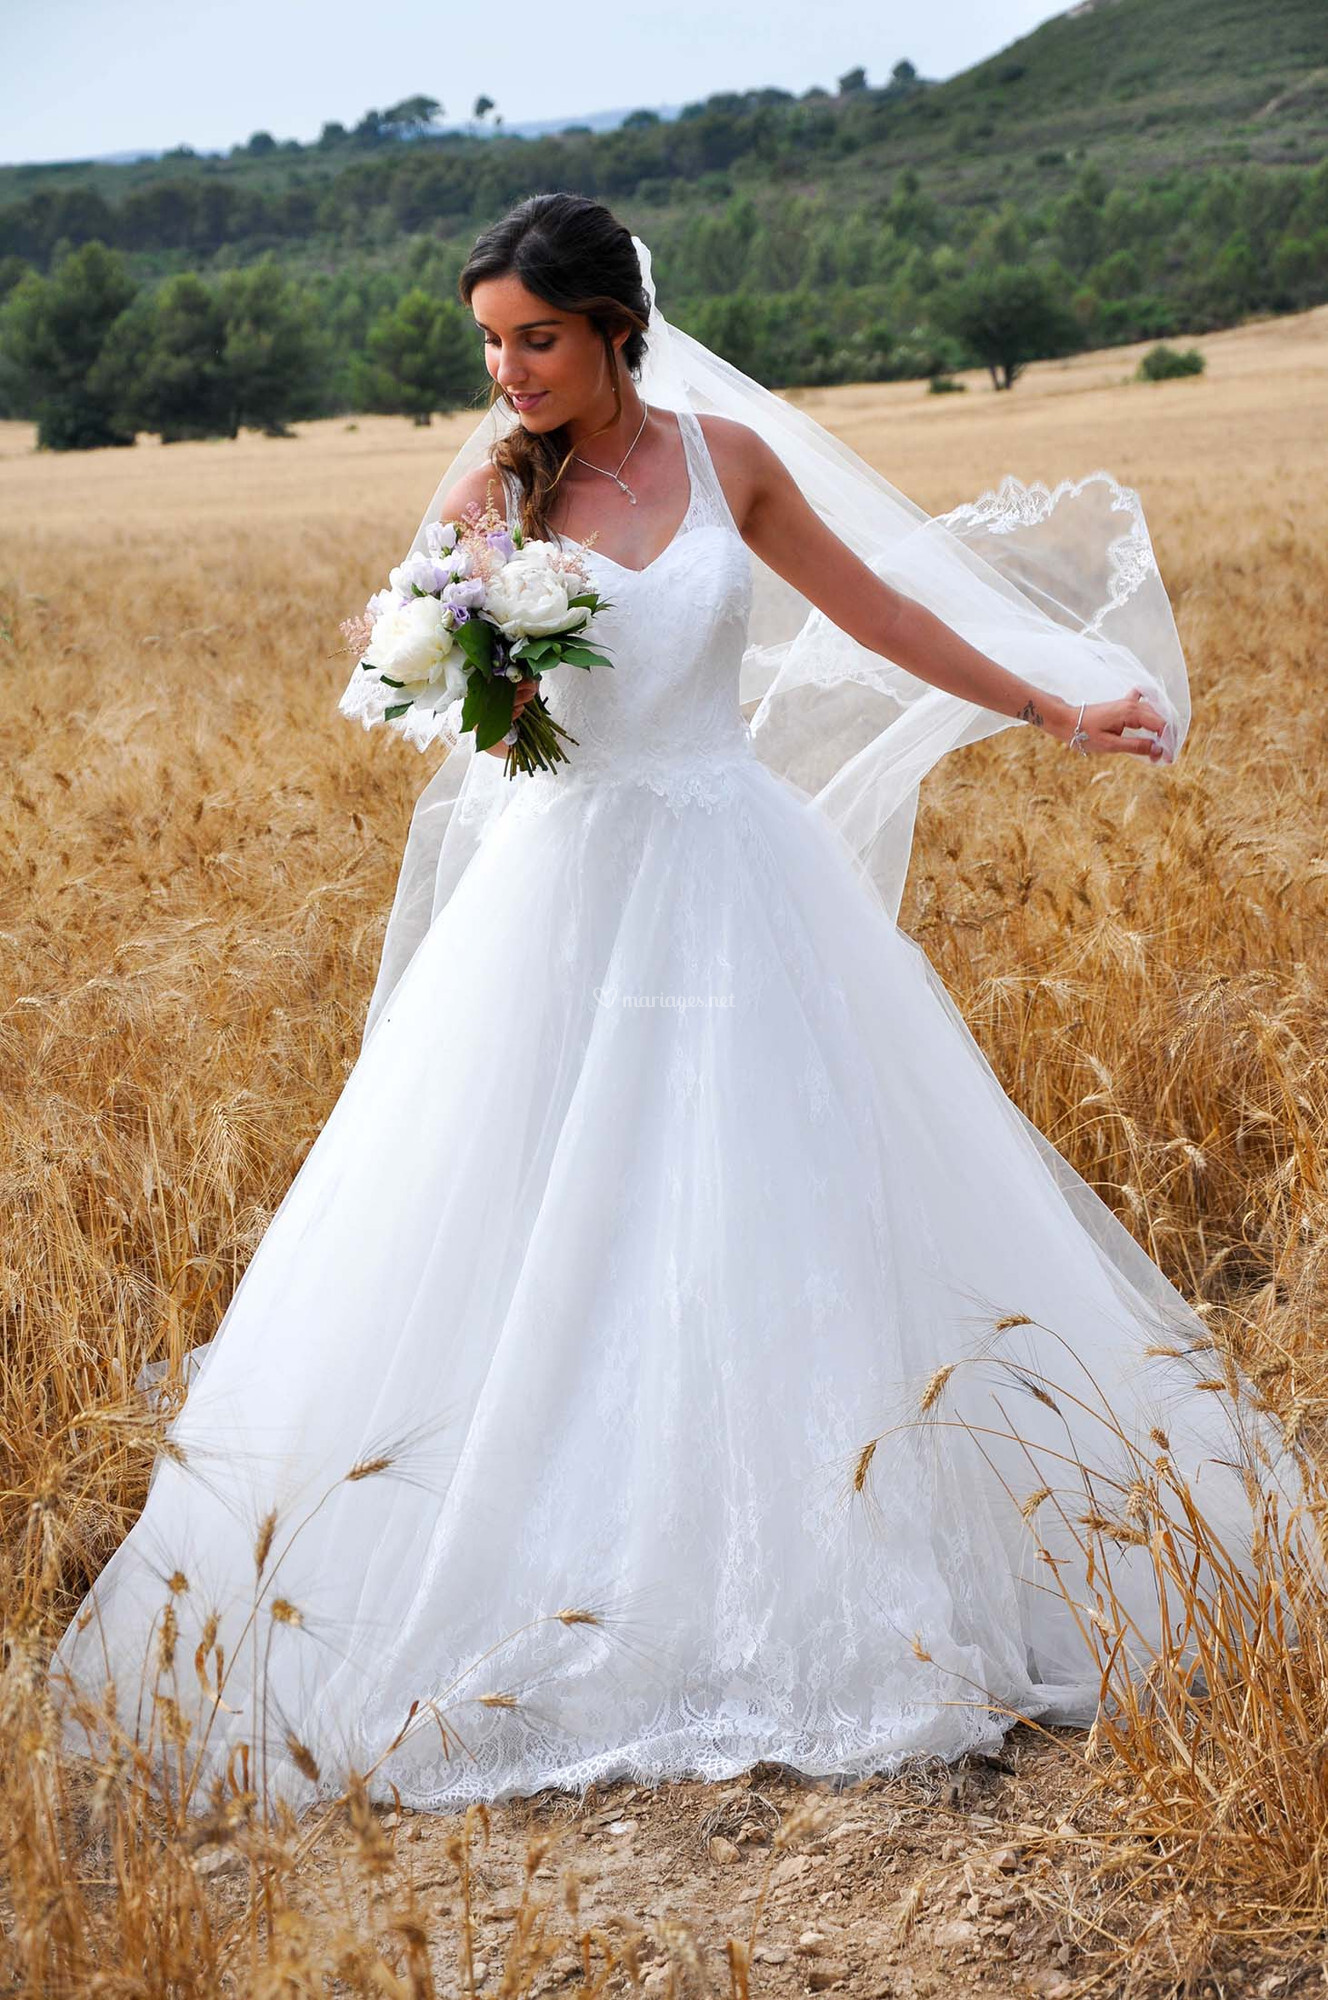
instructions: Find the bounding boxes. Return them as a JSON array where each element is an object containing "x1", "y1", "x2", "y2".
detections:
[{"x1": 1, "y1": 0, "x2": 1074, "y2": 167}]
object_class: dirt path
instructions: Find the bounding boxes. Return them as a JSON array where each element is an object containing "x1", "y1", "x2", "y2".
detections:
[{"x1": 250, "y1": 1724, "x2": 1201, "y2": 1997}]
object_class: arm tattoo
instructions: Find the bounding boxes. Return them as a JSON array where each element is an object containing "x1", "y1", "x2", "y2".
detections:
[{"x1": 1017, "y1": 697, "x2": 1044, "y2": 729}]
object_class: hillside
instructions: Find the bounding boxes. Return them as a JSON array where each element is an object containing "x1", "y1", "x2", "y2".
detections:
[
  {"x1": 1, "y1": 0, "x2": 1323, "y2": 440},
  {"x1": 0, "y1": 0, "x2": 1323, "y2": 272},
  {"x1": 865, "y1": 0, "x2": 1327, "y2": 194}
]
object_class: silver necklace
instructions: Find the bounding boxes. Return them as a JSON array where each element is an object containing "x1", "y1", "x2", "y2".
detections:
[{"x1": 570, "y1": 400, "x2": 650, "y2": 505}]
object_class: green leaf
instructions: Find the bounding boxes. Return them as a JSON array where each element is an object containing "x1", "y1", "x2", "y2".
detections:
[
  {"x1": 558, "y1": 643, "x2": 613, "y2": 669},
  {"x1": 461, "y1": 670, "x2": 515, "y2": 751},
  {"x1": 384, "y1": 700, "x2": 413, "y2": 721},
  {"x1": 452, "y1": 618, "x2": 494, "y2": 671}
]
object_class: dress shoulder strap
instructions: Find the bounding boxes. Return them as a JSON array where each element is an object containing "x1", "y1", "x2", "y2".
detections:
[
  {"x1": 493, "y1": 463, "x2": 519, "y2": 532},
  {"x1": 674, "y1": 407, "x2": 742, "y2": 540}
]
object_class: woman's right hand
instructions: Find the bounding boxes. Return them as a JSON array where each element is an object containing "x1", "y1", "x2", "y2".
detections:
[
  {"x1": 1048, "y1": 686, "x2": 1173, "y2": 761},
  {"x1": 481, "y1": 675, "x2": 539, "y2": 756}
]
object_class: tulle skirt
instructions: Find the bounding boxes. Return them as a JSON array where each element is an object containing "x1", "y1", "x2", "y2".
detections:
[{"x1": 51, "y1": 754, "x2": 1294, "y2": 1815}]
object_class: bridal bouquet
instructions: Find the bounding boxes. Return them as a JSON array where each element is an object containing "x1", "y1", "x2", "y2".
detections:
[{"x1": 339, "y1": 498, "x2": 614, "y2": 776}]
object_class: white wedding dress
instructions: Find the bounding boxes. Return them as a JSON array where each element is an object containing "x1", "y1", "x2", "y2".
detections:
[{"x1": 52, "y1": 408, "x2": 1294, "y2": 1818}]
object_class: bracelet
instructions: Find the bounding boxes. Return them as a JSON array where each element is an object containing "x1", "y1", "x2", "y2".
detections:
[{"x1": 1068, "y1": 701, "x2": 1090, "y2": 755}]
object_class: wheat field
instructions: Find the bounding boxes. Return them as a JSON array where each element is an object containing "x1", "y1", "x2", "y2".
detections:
[{"x1": 2, "y1": 305, "x2": 1327, "y2": 1994}]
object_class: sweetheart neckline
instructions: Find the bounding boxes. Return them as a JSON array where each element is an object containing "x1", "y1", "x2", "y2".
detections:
[
  {"x1": 552, "y1": 407, "x2": 697, "y2": 578},
  {"x1": 559, "y1": 519, "x2": 693, "y2": 578},
  {"x1": 560, "y1": 518, "x2": 746, "y2": 583}
]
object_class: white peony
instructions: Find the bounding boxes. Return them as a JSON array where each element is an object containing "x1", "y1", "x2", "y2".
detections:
[
  {"x1": 367, "y1": 594, "x2": 461, "y2": 691},
  {"x1": 506, "y1": 535, "x2": 560, "y2": 565},
  {"x1": 484, "y1": 547, "x2": 582, "y2": 641}
]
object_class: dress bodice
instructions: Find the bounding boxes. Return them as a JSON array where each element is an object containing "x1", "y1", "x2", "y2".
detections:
[{"x1": 498, "y1": 408, "x2": 758, "y2": 813}]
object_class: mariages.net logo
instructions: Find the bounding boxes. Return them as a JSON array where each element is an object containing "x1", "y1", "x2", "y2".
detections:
[{"x1": 592, "y1": 985, "x2": 736, "y2": 1010}]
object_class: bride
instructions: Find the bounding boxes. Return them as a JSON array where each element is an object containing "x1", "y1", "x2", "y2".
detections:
[{"x1": 51, "y1": 192, "x2": 1299, "y2": 1819}]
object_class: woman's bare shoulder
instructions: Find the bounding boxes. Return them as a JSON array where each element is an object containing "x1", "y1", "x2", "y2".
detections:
[
  {"x1": 694, "y1": 413, "x2": 778, "y2": 531},
  {"x1": 435, "y1": 457, "x2": 509, "y2": 524},
  {"x1": 694, "y1": 412, "x2": 761, "y2": 466}
]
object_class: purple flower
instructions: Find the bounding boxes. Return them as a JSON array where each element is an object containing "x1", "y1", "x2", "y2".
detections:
[
  {"x1": 423, "y1": 519, "x2": 459, "y2": 560},
  {"x1": 441, "y1": 576, "x2": 486, "y2": 614},
  {"x1": 486, "y1": 528, "x2": 515, "y2": 562}
]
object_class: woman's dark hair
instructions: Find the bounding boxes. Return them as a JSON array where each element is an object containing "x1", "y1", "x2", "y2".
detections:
[{"x1": 458, "y1": 192, "x2": 650, "y2": 543}]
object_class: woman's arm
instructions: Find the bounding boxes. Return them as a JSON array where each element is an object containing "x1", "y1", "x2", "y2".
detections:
[{"x1": 701, "y1": 415, "x2": 1171, "y2": 762}]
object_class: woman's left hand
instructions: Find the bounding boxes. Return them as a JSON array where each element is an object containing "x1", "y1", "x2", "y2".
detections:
[
  {"x1": 512, "y1": 674, "x2": 539, "y2": 719},
  {"x1": 1055, "y1": 686, "x2": 1173, "y2": 761}
]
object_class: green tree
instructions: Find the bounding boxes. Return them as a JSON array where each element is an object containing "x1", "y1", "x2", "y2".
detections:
[
  {"x1": 0, "y1": 240, "x2": 138, "y2": 448},
  {"x1": 685, "y1": 198, "x2": 759, "y2": 294},
  {"x1": 1199, "y1": 230, "x2": 1261, "y2": 316},
  {"x1": 1136, "y1": 342, "x2": 1205, "y2": 381},
  {"x1": 352, "y1": 289, "x2": 478, "y2": 423},
  {"x1": 1090, "y1": 248, "x2": 1144, "y2": 299},
  {"x1": 933, "y1": 262, "x2": 1080, "y2": 389},
  {"x1": 0, "y1": 255, "x2": 31, "y2": 302},
  {"x1": 382, "y1": 96, "x2": 442, "y2": 139},
  {"x1": 217, "y1": 258, "x2": 324, "y2": 436},
  {"x1": 885, "y1": 168, "x2": 943, "y2": 249},
  {"x1": 0, "y1": 259, "x2": 30, "y2": 415},
  {"x1": 351, "y1": 108, "x2": 390, "y2": 148},
  {"x1": 1054, "y1": 179, "x2": 1107, "y2": 276},
  {"x1": 91, "y1": 272, "x2": 233, "y2": 441},
  {"x1": 1272, "y1": 231, "x2": 1328, "y2": 303},
  {"x1": 684, "y1": 293, "x2": 768, "y2": 382},
  {"x1": 972, "y1": 202, "x2": 1031, "y2": 266}
]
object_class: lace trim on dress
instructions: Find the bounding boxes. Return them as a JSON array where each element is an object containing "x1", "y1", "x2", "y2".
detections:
[
  {"x1": 339, "y1": 662, "x2": 466, "y2": 753},
  {"x1": 675, "y1": 407, "x2": 747, "y2": 542},
  {"x1": 505, "y1": 744, "x2": 762, "y2": 822}
]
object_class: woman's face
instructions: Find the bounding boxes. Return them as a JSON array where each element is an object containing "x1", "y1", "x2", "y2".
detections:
[{"x1": 469, "y1": 272, "x2": 629, "y2": 432}]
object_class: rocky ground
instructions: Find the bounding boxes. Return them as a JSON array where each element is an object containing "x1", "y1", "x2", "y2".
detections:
[{"x1": 234, "y1": 1722, "x2": 1311, "y2": 1998}]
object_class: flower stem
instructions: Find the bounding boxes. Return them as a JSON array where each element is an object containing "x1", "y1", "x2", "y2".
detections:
[{"x1": 503, "y1": 692, "x2": 579, "y2": 780}]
